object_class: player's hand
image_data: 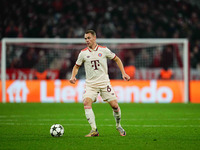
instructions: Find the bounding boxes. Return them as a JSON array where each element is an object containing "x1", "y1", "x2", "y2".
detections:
[
  {"x1": 123, "y1": 73, "x2": 130, "y2": 81},
  {"x1": 69, "y1": 77, "x2": 76, "y2": 84}
]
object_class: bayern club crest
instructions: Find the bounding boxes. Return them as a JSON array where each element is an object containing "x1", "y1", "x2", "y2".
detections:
[{"x1": 98, "y1": 53, "x2": 102, "y2": 57}]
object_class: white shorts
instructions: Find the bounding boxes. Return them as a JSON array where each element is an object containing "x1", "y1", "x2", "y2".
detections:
[{"x1": 83, "y1": 84, "x2": 117, "y2": 102}]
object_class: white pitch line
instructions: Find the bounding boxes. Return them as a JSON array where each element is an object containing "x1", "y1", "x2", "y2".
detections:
[
  {"x1": 103, "y1": 124, "x2": 200, "y2": 128},
  {"x1": 0, "y1": 118, "x2": 200, "y2": 121},
  {"x1": 0, "y1": 113, "x2": 199, "y2": 118},
  {"x1": 0, "y1": 122, "x2": 199, "y2": 128},
  {"x1": 0, "y1": 114, "x2": 79, "y2": 118},
  {"x1": 0, "y1": 115, "x2": 30, "y2": 118}
]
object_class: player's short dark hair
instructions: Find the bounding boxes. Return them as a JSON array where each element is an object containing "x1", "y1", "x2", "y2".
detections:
[{"x1": 85, "y1": 30, "x2": 96, "y2": 36}]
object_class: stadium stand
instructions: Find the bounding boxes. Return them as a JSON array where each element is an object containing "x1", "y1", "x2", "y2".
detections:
[{"x1": 1, "y1": 0, "x2": 200, "y2": 78}]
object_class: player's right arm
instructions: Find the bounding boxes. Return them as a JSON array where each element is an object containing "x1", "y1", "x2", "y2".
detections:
[
  {"x1": 70, "y1": 51, "x2": 84, "y2": 84},
  {"x1": 69, "y1": 65, "x2": 80, "y2": 84}
]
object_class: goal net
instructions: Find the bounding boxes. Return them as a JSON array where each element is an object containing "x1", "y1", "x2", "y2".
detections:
[{"x1": 1, "y1": 38, "x2": 189, "y2": 103}]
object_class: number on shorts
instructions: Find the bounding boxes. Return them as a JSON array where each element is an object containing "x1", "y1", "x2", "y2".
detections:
[{"x1": 107, "y1": 85, "x2": 111, "y2": 92}]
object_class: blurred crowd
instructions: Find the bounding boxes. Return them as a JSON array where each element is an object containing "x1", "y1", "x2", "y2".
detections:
[{"x1": 1, "y1": 0, "x2": 200, "y2": 73}]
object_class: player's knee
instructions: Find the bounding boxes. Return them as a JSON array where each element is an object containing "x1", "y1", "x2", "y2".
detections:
[
  {"x1": 110, "y1": 101, "x2": 119, "y2": 109},
  {"x1": 112, "y1": 104, "x2": 119, "y2": 110},
  {"x1": 83, "y1": 98, "x2": 93, "y2": 106},
  {"x1": 83, "y1": 100, "x2": 88, "y2": 106}
]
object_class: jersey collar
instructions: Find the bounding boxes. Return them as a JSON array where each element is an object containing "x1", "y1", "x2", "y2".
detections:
[{"x1": 88, "y1": 44, "x2": 99, "y2": 52}]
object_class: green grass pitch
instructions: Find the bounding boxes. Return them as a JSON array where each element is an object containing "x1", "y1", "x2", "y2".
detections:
[{"x1": 0, "y1": 103, "x2": 200, "y2": 150}]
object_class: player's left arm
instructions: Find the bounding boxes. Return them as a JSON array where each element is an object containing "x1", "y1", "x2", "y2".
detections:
[{"x1": 113, "y1": 56, "x2": 130, "y2": 81}]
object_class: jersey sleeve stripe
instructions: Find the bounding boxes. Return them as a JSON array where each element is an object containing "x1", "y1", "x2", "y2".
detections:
[
  {"x1": 98, "y1": 45, "x2": 107, "y2": 48},
  {"x1": 112, "y1": 55, "x2": 116, "y2": 60},
  {"x1": 75, "y1": 64, "x2": 81, "y2": 67},
  {"x1": 81, "y1": 48, "x2": 88, "y2": 51}
]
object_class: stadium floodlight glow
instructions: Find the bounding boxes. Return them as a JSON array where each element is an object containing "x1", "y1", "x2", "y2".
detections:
[{"x1": 1, "y1": 38, "x2": 189, "y2": 103}]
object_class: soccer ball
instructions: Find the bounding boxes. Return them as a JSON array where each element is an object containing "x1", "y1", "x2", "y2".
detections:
[{"x1": 50, "y1": 124, "x2": 64, "y2": 137}]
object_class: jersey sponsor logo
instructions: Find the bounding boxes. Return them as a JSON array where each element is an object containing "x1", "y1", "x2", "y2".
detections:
[
  {"x1": 98, "y1": 53, "x2": 102, "y2": 57},
  {"x1": 91, "y1": 60, "x2": 100, "y2": 70}
]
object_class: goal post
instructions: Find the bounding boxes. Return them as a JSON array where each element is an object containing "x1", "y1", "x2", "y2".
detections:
[{"x1": 1, "y1": 38, "x2": 189, "y2": 103}]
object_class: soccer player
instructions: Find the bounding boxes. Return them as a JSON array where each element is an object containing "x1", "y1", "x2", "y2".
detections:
[{"x1": 69, "y1": 30, "x2": 130, "y2": 137}]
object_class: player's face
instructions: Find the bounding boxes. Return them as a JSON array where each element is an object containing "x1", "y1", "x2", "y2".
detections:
[{"x1": 84, "y1": 33, "x2": 96, "y2": 48}]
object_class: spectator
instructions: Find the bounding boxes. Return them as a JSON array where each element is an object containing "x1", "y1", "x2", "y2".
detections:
[
  {"x1": 20, "y1": 48, "x2": 38, "y2": 68},
  {"x1": 5, "y1": 21, "x2": 18, "y2": 37},
  {"x1": 2, "y1": 0, "x2": 200, "y2": 74},
  {"x1": 158, "y1": 66, "x2": 174, "y2": 80},
  {"x1": 35, "y1": 70, "x2": 48, "y2": 79},
  {"x1": 124, "y1": 65, "x2": 136, "y2": 79},
  {"x1": 150, "y1": 48, "x2": 161, "y2": 68},
  {"x1": 160, "y1": 45, "x2": 174, "y2": 69}
]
